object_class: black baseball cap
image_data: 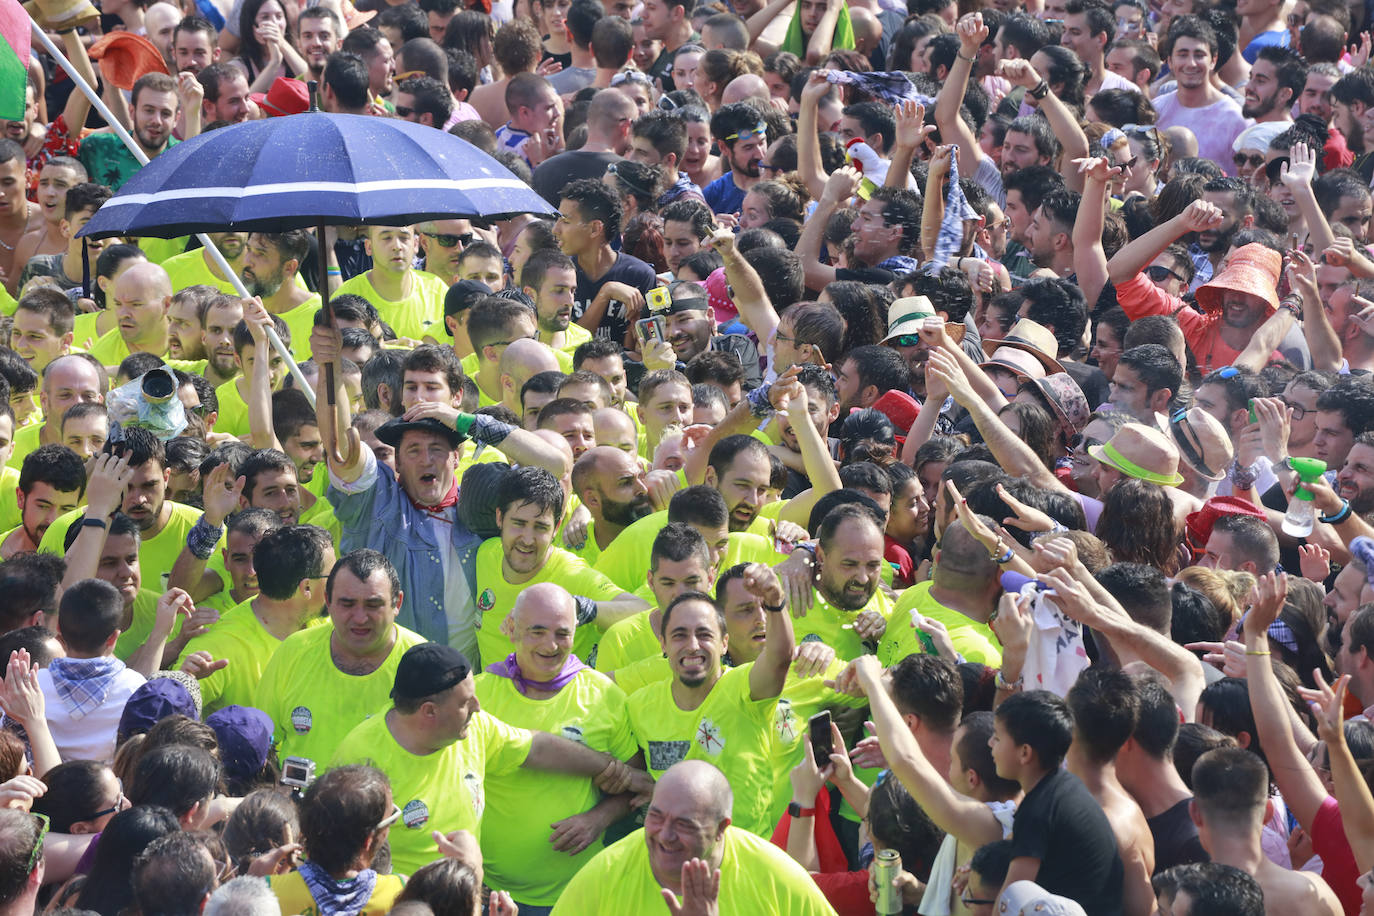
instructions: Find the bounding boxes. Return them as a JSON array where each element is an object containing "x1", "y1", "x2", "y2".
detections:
[
  {"x1": 443, "y1": 279, "x2": 493, "y2": 332},
  {"x1": 391, "y1": 643, "x2": 472, "y2": 701}
]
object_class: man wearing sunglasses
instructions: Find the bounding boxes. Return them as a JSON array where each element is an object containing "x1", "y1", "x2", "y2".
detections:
[
  {"x1": 417, "y1": 219, "x2": 476, "y2": 287},
  {"x1": 703, "y1": 103, "x2": 767, "y2": 217}
]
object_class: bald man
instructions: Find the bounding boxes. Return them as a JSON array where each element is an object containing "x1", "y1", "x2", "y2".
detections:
[
  {"x1": 87, "y1": 261, "x2": 175, "y2": 368},
  {"x1": 8, "y1": 355, "x2": 105, "y2": 467},
  {"x1": 721, "y1": 74, "x2": 771, "y2": 108},
  {"x1": 553, "y1": 760, "x2": 837, "y2": 914},
  {"x1": 475, "y1": 581, "x2": 643, "y2": 910},
  {"x1": 531, "y1": 89, "x2": 639, "y2": 205},
  {"x1": 500, "y1": 338, "x2": 562, "y2": 416},
  {"x1": 566, "y1": 446, "x2": 654, "y2": 563},
  {"x1": 849, "y1": 7, "x2": 882, "y2": 60},
  {"x1": 593, "y1": 407, "x2": 640, "y2": 459}
]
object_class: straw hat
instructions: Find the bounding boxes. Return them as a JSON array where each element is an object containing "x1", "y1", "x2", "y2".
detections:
[
  {"x1": 979, "y1": 346, "x2": 1047, "y2": 382},
  {"x1": 24, "y1": 0, "x2": 100, "y2": 32},
  {"x1": 881, "y1": 296, "x2": 936, "y2": 343},
  {"x1": 340, "y1": 0, "x2": 377, "y2": 28},
  {"x1": 980, "y1": 318, "x2": 1064, "y2": 375},
  {"x1": 88, "y1": 32, "x2": 170, "y2": 91},
  {"x1": 1194, "y1": 243, "x2": 1281, "y2": 315},
  {"x1": 1088, "y1": 422, "x2": 1185, "y2": 487},
  {"x1": 1166, "y1": 406, "x2": 1233, "y2": 481},
  {"x1": 251, "y1": 77, "x2": 310, "y2": 117}
]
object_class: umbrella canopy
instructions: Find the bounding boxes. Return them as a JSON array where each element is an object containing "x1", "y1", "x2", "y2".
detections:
[{"x1": 79, "y1": 112, "x2": 555, "y2": 240}]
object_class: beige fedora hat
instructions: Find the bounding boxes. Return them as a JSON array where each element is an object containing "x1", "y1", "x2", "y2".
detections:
[
  {"x1": 980, "y1": 317, "x2": 1064, "y2": 375},
  {"x1": 1088, "y1": 422, "x2": 1185, "y2": 487},
  {"x1": 1166, "y1": 407, "x2": 1234, "y2": 482}
]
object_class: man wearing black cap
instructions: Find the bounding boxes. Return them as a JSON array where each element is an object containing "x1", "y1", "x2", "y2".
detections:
[
  {"x1": 642, "y1": 280, "x2": 762, "y2": 391},
  {"x1": 329, "y1": 639, "x2": 653, "y2": 877},
  {"x1": 442, "y1": 278, "x2": 491, "y2": 361},
  {"x1": 313, "y1": 324, "x2": 573, "y2": 658}
]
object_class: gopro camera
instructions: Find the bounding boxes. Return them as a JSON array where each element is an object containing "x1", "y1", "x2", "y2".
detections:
[{"x1": 281, "y1": 756, "x2": 316, "y2": 789}]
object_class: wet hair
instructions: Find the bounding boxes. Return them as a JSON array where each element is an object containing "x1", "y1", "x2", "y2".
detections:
[{"x1": 994, "y1": 689, "x2": 1074, "y2": 771}]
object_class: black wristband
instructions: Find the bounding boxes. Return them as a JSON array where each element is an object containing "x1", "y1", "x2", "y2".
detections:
[{"x1": 763, "y1": 601, "x2": 786, "y2": 613}]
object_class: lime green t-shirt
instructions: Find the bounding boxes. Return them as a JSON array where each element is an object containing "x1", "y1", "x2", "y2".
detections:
[
  {"x1": 255, "y1": 621, "x2": 426, "y2": 765},
  {"x1": 137, "y1": 236, "x2": 189, "y2": 264},
  {"x1": 0, "y1": 465, "x2": 19, "y2": 531},
  {"x1": 161, "y1": 249, "x2": 238, "y2": 295},
  {"x1": 877, "y1": 581, "x2": 1002, "y2": 668},
  {"x1": 473, "y1": 538, "x2": 627, "y2": 669},
  {"x1": 276, "y1": 297, "x2": 322, "y2": 361},
  {"x1": 765, "y1": 657, "x2": 867, "y2": 826},
  {"x1": 595, "y1": 610, "x2": 660, "y2": 675},
  {"x1": 557, "y1": 517, "x2": 603, "y2": 568},
  {"x1": 299, "y1": 491, "x2": 342, "y2": 547},
  {"x1": 196, "y1": 550, "x2": 241, "y2": 615},
  {"x1": 175, "y1": 598, "x2": 325, "y2": 714},
  {"x1": 475, "y1": 668, "x2": 638, "y2": 905},
  {"x1": 793, "y1": 586, "x2": 894, "y2": 662},
  {"x1": 113, "y1": 588, "x2": 185, "y2": 662},
  {"x1": 213, "y1": 377, "x2": 250, "y2": 439},
  {"x1": 71, "y1": 311, "x2": 103, "y2": 351},
  {"x1": 551, "y1": 826, "x2": 838, "y2": 916},
  {"x1": 41, "y1": 501, "x2": 207, "y2": 594},
  {"x1": 84, "y1": 329, "x2": 206, "y2": 375},
  {"x1": 626, "y1": 663, "x2": 780, "y2": 836},
  {"x1": 5, "y1": 422, "x2": 43, "y2": 470},
  {"x1": 334, "y1": 270, "x2": 448, "y2": 342},
  {"x1": 328, "y1": 707, "x2": 533, "y2": 877}
]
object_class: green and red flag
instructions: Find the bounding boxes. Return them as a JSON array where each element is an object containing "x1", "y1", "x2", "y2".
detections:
[{"x1": 0, "y1": 0, "x2": 31, "y2": 122}]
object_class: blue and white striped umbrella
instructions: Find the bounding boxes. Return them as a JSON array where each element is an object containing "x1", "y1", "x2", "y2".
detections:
[{"x1": 78, "y1": 112, "x2": 554, "y2": 239}]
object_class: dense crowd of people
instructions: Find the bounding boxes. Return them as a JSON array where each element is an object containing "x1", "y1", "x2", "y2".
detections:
[{"x1": 6, "y1": 0, "x2": 1374, "y2": 911}]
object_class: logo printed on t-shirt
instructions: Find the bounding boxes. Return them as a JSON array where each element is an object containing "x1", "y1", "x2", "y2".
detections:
[
  {"x1": 561, "y1": 724, "x2": 586, "y2": 745},
  {"x1": 477, "y1": 589, "x2": 495, "y2": 615},
  {"x1": 463, "y1": 772, "x2": 484, "y2": 818},
  {"x1": 647, "y1": 739, "x2": 691, "y2": 771},
  {"x1": 695, "y1": 717, "x2": 725, "y2": 755},
  {"x1": 402, "y1": 799, "x2": 430, "y2": 829},
  {"x1": 774, "y1": 698, "x2": 799, "y2": 743},
  {"x1": 290, "y1": 706, "x2": 312, "y2": 734}
]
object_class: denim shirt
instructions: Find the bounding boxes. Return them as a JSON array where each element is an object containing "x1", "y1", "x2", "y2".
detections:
[{"x1": 327, "y1": 449, "x2": 482, "y2": 658}]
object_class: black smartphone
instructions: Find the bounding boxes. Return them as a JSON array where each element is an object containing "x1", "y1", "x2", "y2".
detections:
[{"x1": 809, "y1": 711, "x2": 833, "y2": 767}]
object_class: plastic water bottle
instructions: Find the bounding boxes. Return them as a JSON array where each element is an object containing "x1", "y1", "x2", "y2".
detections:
[{"x1": 1282, "y1": 457, "x2": 1328, "y2": 538}]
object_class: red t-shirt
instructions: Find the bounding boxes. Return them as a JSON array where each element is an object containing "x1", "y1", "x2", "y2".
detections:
[{"x1": 1311, "y1": 794, "x2": 1361, "y2": 915}]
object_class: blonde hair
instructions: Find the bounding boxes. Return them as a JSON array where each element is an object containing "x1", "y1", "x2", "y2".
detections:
[{"x1": 1176, "y1": 566, "x2": 1255, "y2": 629}]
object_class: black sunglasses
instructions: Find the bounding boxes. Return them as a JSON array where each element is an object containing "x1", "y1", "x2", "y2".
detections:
[
  {"x1": 423, "y1": 232, "x2": 473, "y2": 248},
  {"x1": 1234, "y1": 152, "x2": 1266, "y2": 168},
  {"x1": 1146, "y1": 264, "x2": 1183, "y2": 283}
]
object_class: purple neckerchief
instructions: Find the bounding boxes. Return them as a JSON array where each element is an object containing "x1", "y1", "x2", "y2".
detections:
[{"x1": 485, "y1": 653, "x2": 588, "y2": 696}]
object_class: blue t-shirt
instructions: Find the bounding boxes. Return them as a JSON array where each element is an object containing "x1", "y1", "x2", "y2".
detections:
[
  {"x1": 704, "y1": 172, "x2": 747, "y2": 215},
  {"x1": 1242, "y1": 28, "x2": 1290, "y2": 64}
]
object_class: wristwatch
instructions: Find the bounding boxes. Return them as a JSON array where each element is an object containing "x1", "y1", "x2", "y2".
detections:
[{"x1": 787, "y1": 801, "x2": 818, "y2": 818}]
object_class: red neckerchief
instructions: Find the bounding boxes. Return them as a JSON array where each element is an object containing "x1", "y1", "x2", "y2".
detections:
[{"x1": 409, "y1": 478, "x2": 459, "y2": 517}]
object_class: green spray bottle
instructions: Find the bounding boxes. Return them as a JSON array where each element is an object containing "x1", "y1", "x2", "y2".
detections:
[{"x1": 1282, "y1": 458, "x2": 1328, "y2": 537}]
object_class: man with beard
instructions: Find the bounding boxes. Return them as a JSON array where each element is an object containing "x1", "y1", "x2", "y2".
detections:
[
  {"x1": 799, "y1": 171, "x2": 923, "y2": 289},
  {"x1": 418, "y1": 219, "x2": 475, "y2": 287},
  {"x1": 1152, "y1": 17, "x2": 1248, "y2": 179},
  {"x1": 162, "y1": 231, "x2": 250, "y2": 297},
  {"x1": 1026, "y1": 189, "x2": 1081, "y2": 278},
  {"x1": 195, "y1": 64, "x2": 254, "y2": 127},
  {"x1": 567, "y1": 446, "x2": 654, "y2": 566},
  {"x1": 199, "y1": 295, "x2": 244, "y2": 388},
  {"x1": 297, "y1": 6, "x2": 344, "y2": 84},
  {"x1": 165, "y1": 286, "x2": 214, "y2": 363},
  {"x1": 702, "y1": 104, "x2": 766, "y2": 216},
  {"x1": 80, "y1": 73, "x2": 183, "y2": 191},
  {"x1": 312, "y1": 322, "x2": 573, "y2": 658},
  {"x1": 797, "y1": 503, "x2": 891, "y2": 661},
  {"x1": 1185, "y1": 177, "x2": 1256, "y2": 290},
  {"x1": 1334, "y1": 433, "x2": 1374, "y2": 518},
  {"x1": 523, "y1": 250, "x2": 592, "y2": 358},
  {"x1": 176, "y1": 524, "x2": 334, "y2": 713},
  {"x1": 623, "y1": 571, "x2": 797, "y2": 838},
  {"x1": 644, "y1": 281, "x2": 762, "y2": 391},
  {"x1": 1243, "y1": 46, "x2": 1304, "y2": 124},
  {"x1": 240, "y1": 231, "x2": 319, "y2": 359},
  {"x1": 0, "y1": 445, "x2": 84, "y2": 559},
  {"x1": 473, "y1": 466, "x2": 646, "y2": 668},
  {"x1": 173, "y1": 16, "x2": 219, "y2": 76}
]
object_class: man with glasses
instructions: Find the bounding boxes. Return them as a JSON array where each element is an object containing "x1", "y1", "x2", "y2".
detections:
[
  {"x1": 329, "y1": 639, "x2": 652, "y2": 877},
  {"x1": 703, "y1": 103, "x2": 766, "y2": 216},
  {"x1": 177, "y1": 524, "x2": 334, "y2": 714},
  {"x1": 335, "y1": 225, "x2": 449, "y2": 343},
  {"x1": 417, "y1": 219, "x2": 476, "y2": 287},
  {"x1": 531, "y1": 90, "x2": 637, "y2": 206}
]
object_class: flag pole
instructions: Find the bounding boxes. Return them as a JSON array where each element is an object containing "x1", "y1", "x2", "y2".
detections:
[{"x1": 28, "y1": 20, "x2": 316, "y2": 408}]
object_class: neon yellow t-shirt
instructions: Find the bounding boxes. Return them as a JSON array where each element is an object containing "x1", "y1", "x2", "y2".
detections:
[
  {"x1": 0, "y1": 466, "x2": 19, "y2": 531},
  {"x1": 542, "y1": 320, "x2": 591, "y2": 359},
  {"x1": 71, "y1": 311, "x2": 103, "y2": 351},
  {"x1": 161, "y1": 249, "x2": 238, "y2": 295},
  {"x1": 175, "y1": 598, "x2": 325, "y2": 714},
  {"x1": 595, "y1": 610, "x2": 660, "y2": 674},
  {"x1": 299, "y1": 491, "x2": 342, "y2": 547},
  {"x1": 255, "y1": 621, "x2": 426, "y2": 765},
  {"x1": 84, "y1": 329, "x2": 206, "y2": 375},
  {"x1": 878, "y1": 581, "x2": 1002, "y2": 668},
  {"x1": 557, "y1": 517, "x2": 603, "y2": 567},
  {"x1": 626, "y1": 663, "x2": 780, "y2": 836},
  {"x1": 213, "y1": 377, "x2": 251, "y2": 439},
  {"x1": 793, "y1": 586, "x2": 894, "y2": 662},
  {"x1": 113, "y1": 588, "x2": 185, "y2": 662},
  {"x1": 267, "y1": 870, "x2": 404, "y2": 915},
  {"x1": 474, "y1": 668, "x2": 638, "y2": 905},
  {"x1": 5, "y1": 422, "x2": 43, "y2": 469},
  {"x1": 473, "y1": 538, "x2": 626, "y2": 668},
  {"x1": 41, "y1": 501, "x2": 207, "y2": 594},
  {"x1": 328, "y1": 707, "x2": 533, "y2": 876},
  {"x1": 593, "y1": 510, "x2": 774, "y2": 593},
  {"x1": 335, "y1": 270, "x2": 448, "y2": 342},
  {"x1": 137, "y1": 236, "x2": 189, "y2": 264},
  {"x1": 275, "y1": 295, "x2": 322, "y2": 361},
  {"x1": 551, "y1": 826, "x2": 837, "y2": 916}
]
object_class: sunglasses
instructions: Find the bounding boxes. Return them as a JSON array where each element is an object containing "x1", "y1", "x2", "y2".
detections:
[
  {"x1": 1113, "y1": 155, "x2": 1139, "y2": 171},
  {"x1": 725, "y1": 120, "x2": 768, "y2": 142},
  {"x1": 611, "y1": 70, "x2": 652, "y2": 87},
  {"x1": 394, "y1": 105, "x2": 415, "y2": 118},
  {"x1": 423, "y1": 232, "x2": 472, "y2": 248},
  {"x1": 961, "y1": 894, "x2": 998, "y2": 907},
  {"x1": 1170, "y1": 409, "x2": 1219, "y2": 479},
  {"x1": 891, "y1": 334, "x2": 922, "y2": 347},
  {"x1": 1234, "y1": 152, "x2": 1267, "y2": 169},
  {"x1": 376, "y1": 803, "x2": 403, "y2": 831},
  {"x1": 759, "y1": 163, "x2": 783, "y2": 174},
  {"x1": 25, "y1": 812, "x2": 48, "y2": 876},
  {"x1": 1068, "y1": 434, "x2": 1104, "y2": 452},
  {"x1": 82, "y1": 780, "x2": 126, "y2": 823},
  {"x1": 1146, "y1": 264, "x2": 1183, "y2": 283},
  {"x1": 1215, "y1": 366, "x2": 1242, "y2": 379}
]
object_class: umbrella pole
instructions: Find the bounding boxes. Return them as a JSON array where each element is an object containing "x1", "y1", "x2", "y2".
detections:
[
  {"x1": 318, "y1": 219, "x2": 337, "y2": 409},
  {"x1": 30, "y1": 17, "x2": 315, "y2": 410}
]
